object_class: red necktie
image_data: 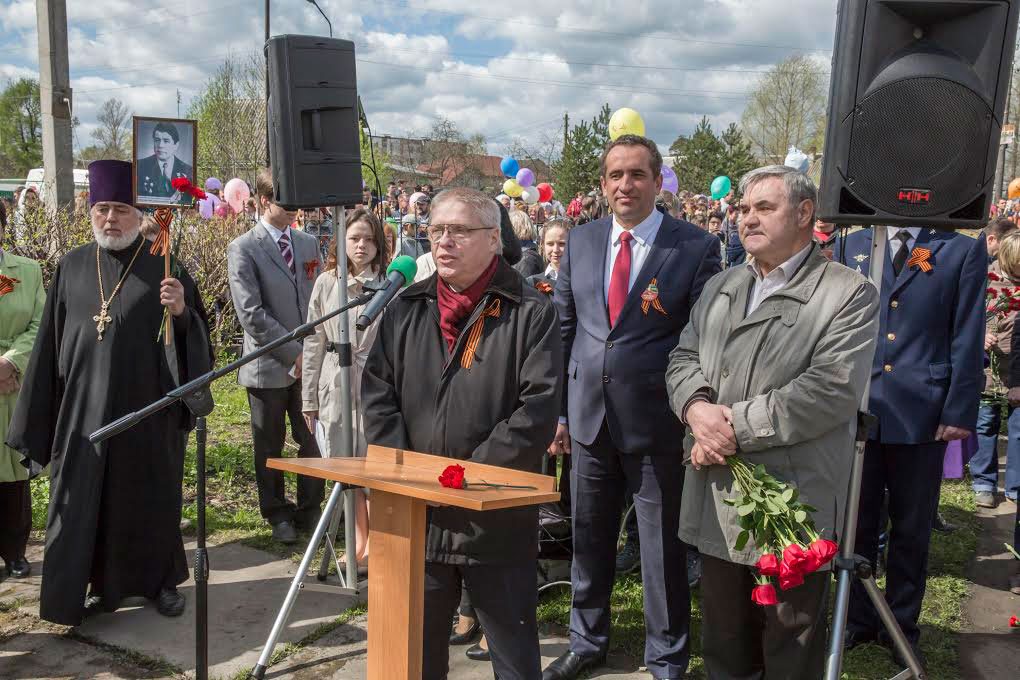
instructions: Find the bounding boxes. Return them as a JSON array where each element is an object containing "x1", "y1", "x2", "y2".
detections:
[{"x1": 608, "y1": 231, "x2": 633, "y2": 326}]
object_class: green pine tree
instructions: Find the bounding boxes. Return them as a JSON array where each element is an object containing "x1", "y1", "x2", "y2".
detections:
[
  {"x1": 720, "y1": 123, "x2": 758, "y2": 186},
  {"x1": 669, "y1": 116, "x2": 725, "y2": 195},
  {"x1": 553, "y1": 104, "x2": 612, "y2": 199}
]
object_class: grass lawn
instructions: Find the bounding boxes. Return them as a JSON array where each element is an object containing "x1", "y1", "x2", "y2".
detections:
[{"x1": 29, "y1": 379, "x2": 980, "y2": 679}]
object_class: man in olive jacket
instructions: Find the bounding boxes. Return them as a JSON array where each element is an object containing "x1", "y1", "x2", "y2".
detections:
[
  {"x1": 665, "y1": 166, "x2": 878, "y2": 679},
  {"x1": 361, "y1": 187, "x2": 562, "y2": 680}
]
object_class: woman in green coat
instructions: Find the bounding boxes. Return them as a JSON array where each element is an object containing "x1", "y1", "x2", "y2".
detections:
[{"x1": 0, "y1": 200, "x2": 45, "y2": 580}]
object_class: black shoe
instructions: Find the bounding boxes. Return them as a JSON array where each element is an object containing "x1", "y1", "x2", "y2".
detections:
[
  {"x1": 295, "y1": 513, "x2": 321, "y2": 533},
  {"x1": 615, "y1": 539, "x2": 640, "y2": 575},
  {"x1": 466, "y1": 641, "x2": 491, "y2": 661},
  {"x1": 272, "y1": 520, "x2": 298, "y2": 544},
  {"x1": 83, "y1": 593, "x2": 105, "y2": 618},
  {"x1": 933, "y1": 512, "x2": 958, "y2": 533},
  {"x1": 155, "y1": 587, "x2": 186, "y2": 617},
  {"x1": 5, "y1": 557, "x2": 30, "y2": 579},
  {"x1": 686, "y1": 551, "x2": 702, "y2": 589},
  {"x1": 844, "y1": 630, "x2": 878, "y2": 651},
  {"x1": 450, "y1": 616, "x2": 481, "y2": 645},
  {"x1": 542, "y1": 651, "x2": 607, "y2": 680},
  {"x1": 888, "y1": 639, "x2": 926, "y2": 671}
]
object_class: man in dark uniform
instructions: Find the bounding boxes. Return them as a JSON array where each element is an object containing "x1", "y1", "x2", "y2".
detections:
[
  {"x1": 835, "y1": 227, "x2": 985, "y2": 667},
  {"x1": 136, "y1": 122, "x2": 193, "y2": 200}
]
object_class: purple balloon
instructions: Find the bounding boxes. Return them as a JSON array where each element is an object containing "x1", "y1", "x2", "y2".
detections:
[
  {"x1": 204, "y1": 177, "x2": 223, "y2": 191},
  {"x1": 661, "y1": 165, "x2": 679, "y2": 194},
  {"x1": 516, "y1": 168, "x2": 535, "y2": 188}
]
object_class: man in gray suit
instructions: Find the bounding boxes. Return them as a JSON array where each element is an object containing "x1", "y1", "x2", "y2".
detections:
[{"x1": 227, "y1": 168, "x2": 323, "y2": 544}]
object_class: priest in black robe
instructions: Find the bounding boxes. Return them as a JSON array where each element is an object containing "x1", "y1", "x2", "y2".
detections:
[{"x1": 5, "y1": 160, "x2": 213, "y2": 625}]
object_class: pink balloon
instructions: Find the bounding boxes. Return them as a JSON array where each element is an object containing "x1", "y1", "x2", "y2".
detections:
[{"x1": 223, "y1": 178, "x2": 251, "y2": 213}]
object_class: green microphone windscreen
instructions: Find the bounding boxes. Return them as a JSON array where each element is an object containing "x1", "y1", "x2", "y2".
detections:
[{"x1": 387, "y1": 255, "x2": 418, "y2": 288}]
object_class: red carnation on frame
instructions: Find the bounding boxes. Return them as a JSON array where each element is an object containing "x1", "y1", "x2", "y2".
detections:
[
  {"x1": 1009, "y1": 615, "x2": 1019, "y2": 628},
  {"x1": 989, "y1": 271, "x2": 1002, "y2": 281}
]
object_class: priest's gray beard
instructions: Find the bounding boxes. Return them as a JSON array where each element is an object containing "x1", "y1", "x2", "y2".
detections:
[{"x1": 93, "y1": 223, "x2": 140, "y2": 251}]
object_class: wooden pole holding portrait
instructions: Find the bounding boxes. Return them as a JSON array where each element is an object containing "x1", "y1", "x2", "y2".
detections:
[{"x1": 131, "y1": 116, "x2": 199, "y2": 346}]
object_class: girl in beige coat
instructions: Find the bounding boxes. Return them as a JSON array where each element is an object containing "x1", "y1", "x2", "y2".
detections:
[{"x1": 302, "y1": 209, "x2": 387, "y2": 567}]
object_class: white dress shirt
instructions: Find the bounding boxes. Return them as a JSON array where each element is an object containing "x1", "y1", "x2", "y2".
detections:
[
  {"x1": 544, "y1": 263, "x2": 558, "y2": 281},
  {"x1": 746, "y1": 243, "x2": 813, "y2": 315},
  {"x1": 603, "y1": 208, "x2": 664, "y2": 303},
  {"x1": 260, "y1": 219, "x2": 291, "y2": 244},
  {"x1": 887, "y1": 226, "x2": 922, "y2": 259}
]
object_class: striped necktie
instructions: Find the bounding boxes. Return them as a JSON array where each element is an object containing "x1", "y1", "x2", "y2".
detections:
[{"x1": 278, "y1": 230, "x2": 295, "y2": 274}]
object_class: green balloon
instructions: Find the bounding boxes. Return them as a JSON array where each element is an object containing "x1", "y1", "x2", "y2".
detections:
[{"x1": 711, "y1": 175, "x2": 732, "y2": 200}]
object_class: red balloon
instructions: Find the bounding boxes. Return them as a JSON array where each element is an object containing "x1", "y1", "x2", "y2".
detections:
[{"x1": 537, "y1": 183, "x2": 553, "y2": 203}]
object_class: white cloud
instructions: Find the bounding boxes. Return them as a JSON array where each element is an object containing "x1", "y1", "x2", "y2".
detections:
[{"x1": 0, "y1": 0, "x2": 839, "y2": 157}]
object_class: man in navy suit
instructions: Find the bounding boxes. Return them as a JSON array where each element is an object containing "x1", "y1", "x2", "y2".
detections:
[
  {"x1": 835, "y1": 226, "x2": 985, "y2": 665},
  {"x1": 544, "y1": 135, "x2": 721, "y2": 680}
]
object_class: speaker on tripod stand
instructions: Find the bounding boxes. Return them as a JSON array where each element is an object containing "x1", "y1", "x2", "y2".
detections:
[
  {"x1": 819, "y1": 2, "x2": 1019, "y2": 680},
  {"x1": 819, "y1": 0, "x2": 1020, "y2": 230}
]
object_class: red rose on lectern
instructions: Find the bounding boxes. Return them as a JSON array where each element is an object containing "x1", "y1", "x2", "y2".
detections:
[{"x1": 439, "y1": 464, "x2": 466, "y2": 489}]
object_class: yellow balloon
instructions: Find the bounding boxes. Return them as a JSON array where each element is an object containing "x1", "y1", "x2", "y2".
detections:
[
  {"x1": 503, "y1": 178, "x2": 524, "y2": 198},
  {"x1": 1009, "y1": 177, "x2": 1020, "y2": 200},
  {"x1": 609, "y1": 107, "x2": 646, "y2": 141}
]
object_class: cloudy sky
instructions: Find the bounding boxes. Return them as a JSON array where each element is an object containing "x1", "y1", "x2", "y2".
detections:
[{"x1": 0, "y1": 0, "x2": 837, "y2": 155}]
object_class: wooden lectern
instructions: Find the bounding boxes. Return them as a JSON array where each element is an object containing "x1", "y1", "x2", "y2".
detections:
[{"x1": 267, "y1": 445, "x2": 560, "y2": 680}]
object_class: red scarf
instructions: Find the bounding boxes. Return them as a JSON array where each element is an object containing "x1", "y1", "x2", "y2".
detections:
[{"x1": 436, "y1": 256, "x2": 499, "y2": 353}]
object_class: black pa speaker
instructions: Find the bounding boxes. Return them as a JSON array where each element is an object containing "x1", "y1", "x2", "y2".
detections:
[
  {"x1": 266, "y1": 35, "x2": 362, "y2": 209},
  {"x1": 818, "y1": 0, "x2": 1020, "y2": 229}
]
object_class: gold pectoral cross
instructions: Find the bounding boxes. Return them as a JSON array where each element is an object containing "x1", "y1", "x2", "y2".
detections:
[{"x1": 94, "y1": 302, "x2": 112, "y2": 341}]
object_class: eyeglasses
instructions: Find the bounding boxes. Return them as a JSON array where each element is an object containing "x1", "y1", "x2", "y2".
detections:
[{"x1": 426, "y1": 223, "x2": 496, "y2": 243}]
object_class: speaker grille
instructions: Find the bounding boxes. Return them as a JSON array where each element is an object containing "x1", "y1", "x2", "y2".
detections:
[{"x1": 847, "y1": 77, "x2": 991, "y2": 217}]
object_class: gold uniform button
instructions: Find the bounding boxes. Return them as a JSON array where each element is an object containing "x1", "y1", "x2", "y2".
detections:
[
  {"x1": 884, "y1": 364, "x2": 893, "y2": 372},
  {"x1": 887, "y1": 333, "x2": 896, "y2": 341},
  {"x1": 891, "y1": 300, "x2": 899, "y2": 308}
]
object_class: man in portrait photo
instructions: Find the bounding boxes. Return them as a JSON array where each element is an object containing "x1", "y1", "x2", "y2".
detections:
[{"x1": 136, "y1": 121, "x2": 194, "y2": 202}]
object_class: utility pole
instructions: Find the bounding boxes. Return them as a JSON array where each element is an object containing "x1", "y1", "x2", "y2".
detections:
[
  {"x1": 563, "y1": 112, "x2": 569, "y2": 150},
  {"x1": 177, "y1": 89, "x2": 181, "y2": 117},
  {"x1": 36, "y1": 0, "x2": 74, "y2": 210}
]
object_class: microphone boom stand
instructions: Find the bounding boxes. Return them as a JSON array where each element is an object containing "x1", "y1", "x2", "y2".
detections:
[{"x1": 89, "y1": 256, "x2": 378, "y2": 680}]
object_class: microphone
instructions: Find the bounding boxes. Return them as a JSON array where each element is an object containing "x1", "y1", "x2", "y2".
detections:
[{"x1": 355, "y1": 255, "x2": 417, "y2": 330}]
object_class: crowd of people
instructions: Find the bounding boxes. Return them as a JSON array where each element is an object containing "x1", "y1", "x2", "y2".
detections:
[{"x1": 0, "y1": 130, "x2": 1018, "y2": 680}]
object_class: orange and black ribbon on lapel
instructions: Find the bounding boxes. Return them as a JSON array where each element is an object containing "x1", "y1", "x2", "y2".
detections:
[
  {"x1": 461, "y1": 298, "x2": 502, "y2": 370},
  {"x1": 641, "y1": 278, "x2": 668, "y2": 316},
  {"x1": 0, "y1": 274, "x2": 19, "y2": 297},
  {"x1": 907, "y1": 247, "x2": 933, "y2": 273}
]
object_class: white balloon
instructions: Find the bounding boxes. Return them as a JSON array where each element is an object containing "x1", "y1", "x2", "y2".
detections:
[
  {"x1": 784, "y1": 146, "x2": 810, "y2": 173},
  {"x1": 521, "y1": 185, "x2": 540, "y2": 205}
]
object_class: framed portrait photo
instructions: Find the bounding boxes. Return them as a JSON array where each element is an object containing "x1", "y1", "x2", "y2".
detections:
[{"x1": 132, "y1": 116, "x2": 198, "y2": 208}]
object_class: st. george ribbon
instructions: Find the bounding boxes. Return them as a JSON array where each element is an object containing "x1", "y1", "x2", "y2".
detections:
[{"x1": 356, "y1": 255, "x2": 417, "y2": 330}]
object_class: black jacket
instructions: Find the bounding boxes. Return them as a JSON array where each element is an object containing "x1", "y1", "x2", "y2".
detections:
[{"x1": 361, "y1": 258, "x2": 562, "y2": 565}]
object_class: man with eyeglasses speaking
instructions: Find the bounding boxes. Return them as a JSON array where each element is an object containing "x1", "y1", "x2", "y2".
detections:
[{"x1": 362, "y1": 187, "x2": 563, "y2": 680}]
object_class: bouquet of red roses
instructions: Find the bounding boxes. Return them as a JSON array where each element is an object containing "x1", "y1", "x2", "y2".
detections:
[{"x1": 724, "y1": 458, "x2": 839, "y2": 606}]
